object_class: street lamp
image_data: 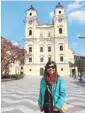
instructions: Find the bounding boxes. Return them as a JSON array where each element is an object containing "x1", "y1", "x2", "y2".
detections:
[
  {"x1": 78, "y1": 35, "x2": 85, "y2": 81},
  {"x1": 79, "y1": 36, "x2": 85, "y2": 38},
  {"x1": 78, "y1": 34, "x2": 85, "y2": 38}
]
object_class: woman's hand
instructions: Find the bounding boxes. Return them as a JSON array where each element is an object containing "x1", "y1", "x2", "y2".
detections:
[
  {"x1": 40, "y1": 107, "x2": 44, "y2": 112},
  {"x1": 53, "y1": 107, "x2": 59, "y2": 111}
]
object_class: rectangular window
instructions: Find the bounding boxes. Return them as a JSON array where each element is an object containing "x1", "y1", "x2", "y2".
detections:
[
  {"x1": 40, "y1": 34, "x2": 43, "y2": 38},
  {"x1": 48, "y1": 32, "x2": 50, "y2": 37},
  {"x1": 48, "y1": 57, "x2": 51, "y2": 61},
  {"x1": 61, "y1": 68, "x2": 63, "y2": 71},
  {"x1": 29, "y1": 47, "x2": 32, "y2": 52},
  {"x1": 60, "y1": 56, "x2": 63, "y2": 62},
  {"x1": 29, "y1": 69, "x2": 32, "y2": 71},
  {"x1": 29, "y1": 30, "x2": 32, "y2": 35},
  {"x1": 21, "y1": 66, "x2": 23, "y2": 70},
  {"x1": 59, "y1": 28, "x2": 62, "y2": 34},
  {"x1": 40, "y1": 47, "x2": 43, "y2": 52},
  {"x1": 40, "y1": 57, "x2": 43, "y2": 62},
  {"x1": 48, "y1": 46, "x2": 51, "y2": 52},
  {"x1": 29, "y1": 58, "x2": 32, "y2": 62}
]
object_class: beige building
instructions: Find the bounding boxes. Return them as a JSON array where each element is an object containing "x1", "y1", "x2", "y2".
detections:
[
  {"x1": 24, "y1": 3, "x2": 76, "y2": 76},
  {"x1": 9, "y1": 61, "x2": 21, "y2": 75}
]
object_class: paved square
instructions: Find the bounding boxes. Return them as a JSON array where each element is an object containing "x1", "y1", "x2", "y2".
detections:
[{"x1": 1, "y1": 76, "x2": 85, "y2": 113}]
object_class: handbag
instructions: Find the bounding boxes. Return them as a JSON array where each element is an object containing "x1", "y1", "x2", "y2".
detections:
[{"x1": 60, "y1": 102, "x2": 68, "y2": 113}]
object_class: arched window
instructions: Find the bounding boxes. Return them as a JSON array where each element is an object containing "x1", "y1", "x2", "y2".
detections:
[
  {"x1": 59, "y1": 28, "x2": 62, "y2": 34},
  {"x1": 40, "y1": 47, "x2": 43, "y2": 52},
  {"x1": 29, "y1": 47, "x2": 32, "y2": 52},
  {"x1": 40, "y1": 44, "x2": 44, "y2": 52},
  {"x1": 60, "y1": 45, "x2": 63, "y2": 51},
  {"x1": 29, "y1": 30, "x2": 32, "y2": 35},
  {"x1": 48, "y1": 46, "x2": 51, "y2": 52}
]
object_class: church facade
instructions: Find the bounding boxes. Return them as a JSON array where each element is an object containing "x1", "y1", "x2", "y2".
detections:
[{"x1": 24, "y1": 3, "x2": 75, "y2": 76}]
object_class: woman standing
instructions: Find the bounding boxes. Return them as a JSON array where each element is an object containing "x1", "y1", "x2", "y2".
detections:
[{"x1": 38, "y1": 61, "x2": 66, "y2": 113}]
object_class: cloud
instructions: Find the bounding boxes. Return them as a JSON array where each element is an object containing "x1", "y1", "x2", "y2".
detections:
[
  {"x1": 71, "y1": 42, "x2": 78, "y2": 46},
  {"x1": 11, "y1": 40, "x2": 20, "y2": 46},
  {"x1": 49, "y1": 11, "x2": 54, "y2": 18},
  {"x1": 13, "y1": 42, "x2": 19, "y2": 46},
  {"x1": 67, "y1": 1, "x2": 85, "y2": 12},
  {"x1": 68, "y1": 10, "x2": 85, "y2": 23}
]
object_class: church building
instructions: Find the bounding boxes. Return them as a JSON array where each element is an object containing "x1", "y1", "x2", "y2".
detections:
[{"x1": 24, "y1": 3, "x2": 76, "y2": 76}]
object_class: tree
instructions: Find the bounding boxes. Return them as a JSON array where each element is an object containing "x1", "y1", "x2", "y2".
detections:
[
  {"x1": 74, "y1": 55, "x2": 85, "y2": 81},
  {"x1": 1, "y1": 37, "x2": 25, "y2": 76}
]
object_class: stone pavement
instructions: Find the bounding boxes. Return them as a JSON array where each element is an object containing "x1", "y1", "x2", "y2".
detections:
[{"x1": 1, "y1": 75, "x2": 85, "y2": 113}]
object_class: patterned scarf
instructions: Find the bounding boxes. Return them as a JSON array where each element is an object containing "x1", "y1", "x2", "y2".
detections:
[{"x1": 45, "y1": 75, "x2": 53, "y2": 86}]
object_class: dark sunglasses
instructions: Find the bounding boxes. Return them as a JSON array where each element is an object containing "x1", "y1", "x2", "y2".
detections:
[{"x1": 47, "y1": 66, "x2": 55, "y2": 69}]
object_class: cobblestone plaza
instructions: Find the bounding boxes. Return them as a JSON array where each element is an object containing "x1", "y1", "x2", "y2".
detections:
[{"x1": 1, "y1": 76, "x2": 85, "y2": 113}]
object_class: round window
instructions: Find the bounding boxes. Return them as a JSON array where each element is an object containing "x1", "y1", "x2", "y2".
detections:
[
  {"x1": 59, "y1": 11, "x2": 61, "y2": 14},
  {"x1": 29, "y1": 13, "x2": 32, "y2": 16}
]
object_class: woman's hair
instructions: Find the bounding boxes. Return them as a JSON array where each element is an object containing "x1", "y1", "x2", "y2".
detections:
[{"x1": 44, "y1": 61, "x2": 59, "y2": 83}]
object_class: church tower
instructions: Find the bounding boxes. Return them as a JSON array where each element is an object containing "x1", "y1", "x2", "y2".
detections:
[
  {"x1": 24, "y1": 5, "x2": 38, "y2": 64},
  {"x1": 53, "y1": 3, "x2": 70, "y2": 75},
  {"x1": 53, "y1": 2, "x2": 67, "y2": 38},
  {"x1": 25, "y1": 5, "x2": 38, "y2": 39}
]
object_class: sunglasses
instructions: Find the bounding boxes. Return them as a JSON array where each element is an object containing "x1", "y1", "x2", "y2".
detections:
[{"x1": 47, "y1": 66, "x2": 55, "y2": 69}]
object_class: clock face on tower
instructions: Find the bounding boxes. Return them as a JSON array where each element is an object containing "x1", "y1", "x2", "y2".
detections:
[
  {"x1": 28, "y1": 20, "x2": 32, "y2": 25},
  {"x1": 58, "y1": 18, "x2": 62, "y2": 22}
]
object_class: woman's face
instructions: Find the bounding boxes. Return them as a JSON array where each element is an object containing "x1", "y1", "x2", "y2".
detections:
[{"x1": 47, "y1": 63, "x2": 55, "y2": 75}]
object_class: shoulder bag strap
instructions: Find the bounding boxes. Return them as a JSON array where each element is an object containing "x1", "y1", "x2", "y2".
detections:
[{"x1": 47, "y1": 85, "x2": 52, "y2": 95}]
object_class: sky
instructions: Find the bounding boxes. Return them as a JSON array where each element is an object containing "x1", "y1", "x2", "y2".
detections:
[{"x1": 1, "y1": 0, "x2": 85, "y2": 56}]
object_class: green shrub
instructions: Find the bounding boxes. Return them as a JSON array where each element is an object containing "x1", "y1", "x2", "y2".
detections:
[
  {"x1": 15, "y1": 74, "x2": 24, "y2": 80},
  {"x1": 1, "y1": 74, "x2": 10, "y2": 79}
]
